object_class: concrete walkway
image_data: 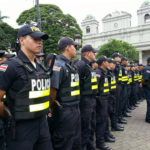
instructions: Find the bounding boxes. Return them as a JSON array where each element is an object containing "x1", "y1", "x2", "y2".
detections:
[{"x1": 104, "y1": 101, "x2": 150, "y2": 150}]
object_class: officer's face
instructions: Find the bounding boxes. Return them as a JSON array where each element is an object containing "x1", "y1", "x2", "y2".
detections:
[
  {"x1": 20, "y1": 35, "x2": 42, "y2": 54},
  {"x1": 114, "y1": 57, "x2": 121, "y2": 62},
  {"x1": 108, "y1": 62, "x2": 116, "y2": 70},
  {"x1": 103, "y1": 61, "x2": 108, "y2": 69},
  {"x1": 92, "y1": 62, "x2": 98, "y2": 69},
  {"x1": 36, "y1": 56, "x2": 43, "y2": 62},
  {"x1": 68, "y1": 45, "x2": 76, "y2": 58},
  {"x1": 89, "y1": 51, "x2": 95, "y2": 62},
  {"x1": 0, "y1": 57, "x2": 7, "y2": 64}
]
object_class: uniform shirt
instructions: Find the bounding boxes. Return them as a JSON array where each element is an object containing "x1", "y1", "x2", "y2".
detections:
[
  {"x1": 143, "y1": 65, "x2": 150, "y2": 80},
  {"x1": 51, "y1": 55, "x2": 79, "y2": 107},
  {"x1": 0, "y1": 50, "x2": 41, "y2": 94},
  {"x1": 96, "y1": 67, "x2": 105, "y2": 85},
  {"x1": 75, "y1": 56, "x2": 91, "y2": 79}
]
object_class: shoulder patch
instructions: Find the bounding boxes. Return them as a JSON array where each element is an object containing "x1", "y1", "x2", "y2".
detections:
[
  {"x1": 146, "y1": 70, "x2": 150, "y2": 73},
  {"x1": 96, "y1": 74, "x2": 101, "y2": 78},
  {"x1": 53, "y1": 66, "x2": 61, "y2": 72},
  {"x1": 0, "y1": 64, "x2": 8, "y2": 72}
]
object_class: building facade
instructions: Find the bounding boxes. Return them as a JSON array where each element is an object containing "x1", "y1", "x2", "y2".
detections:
[{"x1": 81, "y1": 0, "x2": 150, "y2": 64}]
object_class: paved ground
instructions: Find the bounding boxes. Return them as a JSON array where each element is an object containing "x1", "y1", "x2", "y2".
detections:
[{"x1": 96, "y1": 100, "x2": 150, "y2": 150}]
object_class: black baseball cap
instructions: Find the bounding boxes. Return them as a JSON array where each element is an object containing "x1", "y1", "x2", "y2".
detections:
[
  {"x1": 121, "y1": 57, "x2": 128, "y2": 61},
  {"x1": 97, "y1": 55, "x2": 107, "y2": 65},
  {"x1": 3, "y1": 51, "x2": 15, "y2": 58},
  {"x1": 58, "y1": 37, "x2": 80, "y2": 49},
  {"x1": 107, "y1": 58, "x2": 117, "y2": 64},
  {"x1": 35, "y1": 53, "x2": 45, "y2": 57},
  {"x1": 81, "y1": 45, "x2": 99, "y2": 53},
  {"x1": 73, "y1": 58, "x2": 80, "y2": 65},
  {"x1": 130, "y1": 61, "x2": 134, "y2": 64},
  {"x1": 46, "y1": 53, "x2": 58, "y2": 63},
  {"x1": 112, "y1": 52, "x2": 122, "y2": 58},
  {"x1": 17, "y1": 24, "x2": 49, "y2": 40},
  {"x1": 0, "y1": 50, "x2": 5, "y2": 57},
  {"x1": 147, "y1": 57, "x2": 150, "y2": 62}
]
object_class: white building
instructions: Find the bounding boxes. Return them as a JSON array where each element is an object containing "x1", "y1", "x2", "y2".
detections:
[{"x1": 81, "y1": 0, "x2": 150, "y2": 64}]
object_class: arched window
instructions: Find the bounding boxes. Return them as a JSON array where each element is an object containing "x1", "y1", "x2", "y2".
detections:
[
  {"x1": 86, "y1": 26, "x2": 90, "y2": 33},
  {"x1": 145, "y1": 14, "x2": 150, "y2": 23}
]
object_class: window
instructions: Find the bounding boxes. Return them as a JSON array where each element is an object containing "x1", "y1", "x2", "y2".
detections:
[
  {"x1": 86, "y1": 26, "x2": 90, "y2": 33},
  {"x1": 145, "y1": 14, "x2": 150, "y2": 23}
]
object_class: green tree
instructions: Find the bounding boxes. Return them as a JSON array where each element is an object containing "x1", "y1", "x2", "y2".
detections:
[
  {"x1": 16, "y1": 4, "x2": 82, "y2": 55},
  {"x1": 0, "y1": 23, "x2": 18, "y2": 50},
  {"x1": 0, "y1": 10, "x2": 9, "y2": 23},
  {"x1": 96, "y1": 39, "x2": 139, "y2": 61}
]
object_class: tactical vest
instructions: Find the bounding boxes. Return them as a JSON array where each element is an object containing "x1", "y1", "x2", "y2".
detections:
[
  {"x1": 107, "y1": 70, "x2": 116, "y2": 93},
  {"x1": 115, "y1": 64, "x2": 122, "y2": 83},
  {"x1": 134, "y1": 71, "x2": 138, "y2": 82},
  {"x1": 138, "y1": 70, "x2": 143, "y2": 83},
  {"x1": 81, "y1": 64, "x2": 98, "y2": 95},
  {"x1": 56, "y1": 62, "x2": 80, "y2": 102},
  {"x1": 6, "y1": 57, "x2": 50, "y2": 120},
  {"x1": 98, "y1": 71, "x2": 110, "y2": 96},
  {"x1": 127, "y1": 71, "x2": 132, "y2": 85},
  {"x1": 122, "y1": 67, "x2": 128, "y2": 84},
  {"x1": 131, "y1": 71, "x2": 136, "y2": 84}
]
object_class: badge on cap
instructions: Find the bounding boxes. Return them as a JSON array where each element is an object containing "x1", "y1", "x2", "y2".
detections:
[{"x1": 30, "y1": 27, "x2": 40, "y2": 32}]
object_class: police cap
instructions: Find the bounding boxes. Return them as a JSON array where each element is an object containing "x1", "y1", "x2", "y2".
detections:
[
  {"x1": 97, "y1": 55, "x2": 107, "y2": 65},
  {"x1": 35, "y1": 53, "x2": 45, "y2": 57},
  {"x1": 0, "y1": 50, "x2": 5, "y2": 57},
  {"x1": 147, "y1": 57, "x2": 150, "y2": 62},
  {"x1": 121, "y1": 57, "x2": 128, "y2": 62},
  {"x1": 107, "y1": 58, "x2": 117, "y2": 64},
  {"x1": 3, "y1": 51, "x2": 15, "y2": 58},
  {"x1": 58, "y1": 37, "x2": 80, "y2": 49},
  {"x1": 112, "y1": 52, "x2": 122, "y2": 58},
  {"x1": 46, "y1": 53, "x2": 58, "y2": 63},
  {"x1": 81, "y1": 45, "x2": 99, "y2": 53},
  {"x1": 17, "y1": 24, "x2": 49, "y2": 40}
]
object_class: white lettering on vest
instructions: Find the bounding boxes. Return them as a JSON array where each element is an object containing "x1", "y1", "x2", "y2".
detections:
[
  {"x1": 31, "y1": 78, "x2": 50, "y2": 91},
  {"x1": 91, "y1": 72, "x2": 96, "y2": 78},
  {"x1": 71, "y1": 73, "x2": 79, "y2": 82},
  {"x1": 105, "y1": 78, "x2": 108, "y2": 83}
]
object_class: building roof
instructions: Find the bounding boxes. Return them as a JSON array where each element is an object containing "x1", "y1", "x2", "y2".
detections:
[
  {"x1": 86, "y1": 14, "x2": 94, "y2": 18},
  {"x1": 143, "y1": 0, "x2": 150, "y2": 5}
]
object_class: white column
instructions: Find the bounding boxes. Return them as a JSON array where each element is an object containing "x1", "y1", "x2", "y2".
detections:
[{"x1": 139, "y1": 51, "x2": 142, "y2": 64}]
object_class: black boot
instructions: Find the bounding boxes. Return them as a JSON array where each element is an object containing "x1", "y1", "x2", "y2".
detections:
[
  {"x1": 96, "y1": 143, "x2": 111, "y2": 150},
  {"x1": 111, "y1": 126, "x2": 124, "y2": 131},
  {"x1": 105, "y1": 136, "x2": 115, "y2": 143}
]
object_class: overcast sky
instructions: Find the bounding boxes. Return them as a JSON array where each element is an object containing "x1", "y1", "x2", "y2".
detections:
[{"x1": 0, "y1": 0, "x2": 145, "y2": 32}]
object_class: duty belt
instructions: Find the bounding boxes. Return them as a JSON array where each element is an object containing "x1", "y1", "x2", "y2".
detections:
[{"x1": 62, "y1": 104, "x2": 79, "y2": 112}]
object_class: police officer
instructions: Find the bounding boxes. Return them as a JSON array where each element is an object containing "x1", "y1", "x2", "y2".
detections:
[
  {"x1": 46, "y1": 53, "x2": 58, "y2": 69},
  {"x1": 120, "y1": 57, "x2": 131, "y2": 119},
  {"x1": 130, "y1": 64, "x2": 138, "y2": 108},
  {"x1": 106, "y1": 58, "x2": 124, "y2": 132},
  {"x1": 112, "y1": 53, "x2": 125, "y2": 126},
  {"x1": 139, "y1": 64, "x2": 145, "y2": 101},
  {"x1": 92, "y1": 60, "x2": 98, "y2": 70},
  {"x1": 126, "y1": 65, "x2": 132, "y2": 112},
  {"x1": 35, "y1": 53, "x2": 45, "y2": 64},
  {"x1": 1, "y1": 52, "x2": 15, "y2": 62},
  {"x1": 50, "y1": 37, "x2": 81, "y2": 150},
  {"x1": 95, "y1": 55, "x2": 111, "y2": 150},
  {"x1": 73, "y1": 58, "x2": 80, "y2": 65},
  {"x1": 0, "y1": 24, "x2": 53, "y2": 150},
  {"x1": 0, "y1": 50, "x2": 5, "y2": 150},
  {"x1": 141, "y1": 57, "x2": 150, "y2": 123},
  {"x1": 75, "y1": 45, "x2": 98, "y2": 150}
]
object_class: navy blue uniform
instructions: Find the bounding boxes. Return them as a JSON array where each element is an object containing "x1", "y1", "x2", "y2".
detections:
[
  {"x1": 95, "y1": 67, "x2": 109, "y2": 147},
  {"x1": 114, "y1": 64, "x2": 122, "y2": 122},
  {"x1": 51, "y1": 55, "x2": 81, "y2": 150},
  {"x1": 0, "y1": 50, "x2": 53, "y2": 150},
  {"x1": 75, "y1": 57, "x2": 97, "y2": 150},
  {"x1": 143, "y1": 65, "x2": 150, "y2": 122}
]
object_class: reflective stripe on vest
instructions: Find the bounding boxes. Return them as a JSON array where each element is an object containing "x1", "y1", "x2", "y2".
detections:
[
  {"x1": 122, "y1": 76, "x2": 128, "y2": 82},
  {"x1": 71, "y1": 90, "x2": 80, "y2": 96},
  {"x1": 71, "y1": 81, "x2": 79, "y2": 87},
  {"x1": 111, "y1": 85, "x2": 116, "y2": 89},
  {"x1": 29, "y1": 101, "x2": 49, "y2": 112},
  {"x1": 29, "y1": 89, "x2": 50, "y2": 99}
]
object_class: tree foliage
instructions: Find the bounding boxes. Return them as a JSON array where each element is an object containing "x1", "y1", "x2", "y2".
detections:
[
  {"x1": 16, "y1": 4, "x2": 82, "y2": 55},
  {"x1": 0, "y1": 23, "x2": 18, "y2": 50},
  {"x1": 0, "y1": 10, "x2": 9, "y2": 23},
  {"x1": 96, "y1": 39, "x2": 139, "y2": 60}
]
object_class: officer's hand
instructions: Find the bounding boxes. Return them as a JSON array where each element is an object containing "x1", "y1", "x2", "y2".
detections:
[
  {"x1": 48, "y1": 108, "x2": 52, "y2": 118},
  {"x1": 139, "y1": 83, "x2": 142, "y2": 88}
]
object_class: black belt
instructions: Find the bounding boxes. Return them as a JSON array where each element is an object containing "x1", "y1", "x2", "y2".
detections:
[{"x1": 63, "y1": 104, "x2": 79, "y2": 112}]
